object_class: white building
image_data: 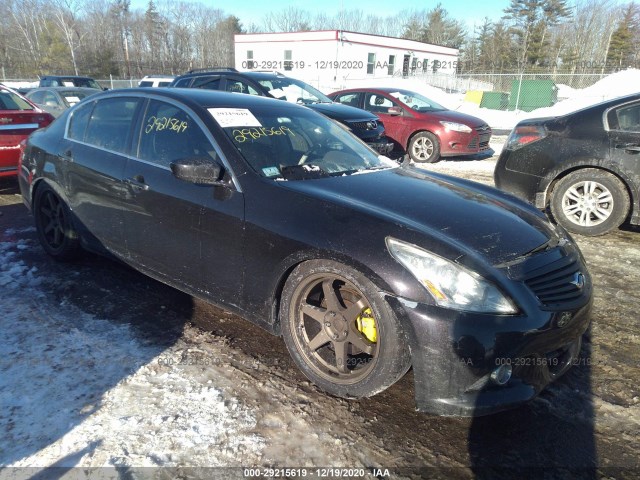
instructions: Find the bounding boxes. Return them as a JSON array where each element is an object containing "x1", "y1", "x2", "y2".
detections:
[{"x1": 234, "y1": 30, "x2": 459, "y2": 91}]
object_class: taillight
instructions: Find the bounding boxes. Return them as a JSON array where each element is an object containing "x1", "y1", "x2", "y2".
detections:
[
  {"x1": 18, "y1": 139, "x2": 27, "y2": 168},
  {"x1": 35, "y1": 114, "x2": 54, "y2": 128},
  {"x1": 505, "y1": 125, "x2": 547, "y2": 151}
]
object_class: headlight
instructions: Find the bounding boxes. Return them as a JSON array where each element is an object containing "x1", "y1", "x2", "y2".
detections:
[
  {"x1": 440, "y1": 121, "x2": 472, "y2": 133},
  {"x1": 386, "y1": 238, "x2": 517, "y2": 314}
]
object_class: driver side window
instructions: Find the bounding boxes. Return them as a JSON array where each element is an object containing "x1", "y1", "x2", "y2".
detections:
[
  {"x1": 138, "y1": 100, "x2": 217, "y2": 168},
  {"x1": 365, "y1": 93, "x2": 397, "y2": 114}
]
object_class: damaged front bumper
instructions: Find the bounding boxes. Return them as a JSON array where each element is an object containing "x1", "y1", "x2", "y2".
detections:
[
  {"x1": 366, "y1": 138, "x2": 394, "y2": 155},
  {"x1": 387, "y1": 295, "x2": 592, "y2": 416}
]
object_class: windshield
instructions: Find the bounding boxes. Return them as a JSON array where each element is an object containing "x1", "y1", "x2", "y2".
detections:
[
  {"x1": 255, "y1": 77, "x2": 332, "y2": 104},
  {"x1": 210, "y1": 104, "x2": 396, "y2": 180},
  {"x1": 0, "y1": 89, "x2": 34, "y2": 111},
  {"x1": 388, "y1": 90, "x2": 446, "y2": 112}
]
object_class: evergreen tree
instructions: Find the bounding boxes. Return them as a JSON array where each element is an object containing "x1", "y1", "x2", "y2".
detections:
[
  {"x1": 503, "y1": 0, "x2": 570, "y2": 68},
  {"x1": 606, "y1": 3, "x2": 639, "y2": 68}
]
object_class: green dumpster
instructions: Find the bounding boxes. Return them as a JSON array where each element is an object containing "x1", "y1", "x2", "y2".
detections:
[
  {"x1": 509, "y1": 79, "x2": 557, "y2": 112},
  {"x1": 479, "y1": 91, "x2": 510, "y2": 110}
]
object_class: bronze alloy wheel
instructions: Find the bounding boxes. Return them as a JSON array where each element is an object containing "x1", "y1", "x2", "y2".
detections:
[
  {"x1": 280, "y1": 260, "x2": 411, "y2": 398},
  {"x1": 290, "y1": 273, "x2": 379, "y2": 384}
]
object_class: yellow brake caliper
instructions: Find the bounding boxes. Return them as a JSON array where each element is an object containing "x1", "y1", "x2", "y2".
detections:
[{"x1": 356, "y1": 307, "x2": 378, "y2": 343}]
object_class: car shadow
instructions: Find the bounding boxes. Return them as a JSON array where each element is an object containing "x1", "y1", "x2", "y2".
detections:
[
  {"x1": 0, "y1": 199, "x2": 192, "y2": 467},
  {"x1": 467, "y1": 339, "x2": 596, "y2": 479}
]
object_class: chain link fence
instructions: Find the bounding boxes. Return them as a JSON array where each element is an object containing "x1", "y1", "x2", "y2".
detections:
[
  {"x1": 398, "y1": 70, "x2": 620, "y2": 112},
  {"x1": 2, "y1": 69, "x2": 627, "y2": 113}
]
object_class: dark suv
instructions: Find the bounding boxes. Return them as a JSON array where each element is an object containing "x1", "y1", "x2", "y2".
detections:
[{"x1": 170, "y1": 69, "x2": 393, "y2": 155}]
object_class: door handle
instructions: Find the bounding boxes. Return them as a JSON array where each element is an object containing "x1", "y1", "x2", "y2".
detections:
[
  {"x1": 124, "y1": 175, "x2": 149, "y2": 191},
  {"x1": 615, "y1": 143, "x2": 640, "y2": 153}
]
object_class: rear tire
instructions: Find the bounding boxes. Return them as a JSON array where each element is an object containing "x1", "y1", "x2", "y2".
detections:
[
  {"x1": 550, "y1": 169, "x2": 630, "y2": 236},
  {"x1": 280, "y1": 260, "x2": 411, "y2": 399},
  {"x1": 34, "y1": 184, "x2": 80, "y2": 260}
]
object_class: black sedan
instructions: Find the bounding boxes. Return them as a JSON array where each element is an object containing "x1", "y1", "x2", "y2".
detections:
[
  {"x1": 495, "y1": 93, "x2": 640, "y2": 236},
  {"x1": 18, "y1": 88, "x2": 592, "y2": 416}
]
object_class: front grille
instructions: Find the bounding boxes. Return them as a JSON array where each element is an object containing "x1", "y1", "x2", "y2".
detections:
[
  {"x1": 524, "y1": 256, "x2": 586, "y2": 306},
  {"x1": 347, "y1": 120, "x2": 378, "y2": 131},
  {"x1": 467, "y1": 125, "x2": 491, "y2": 151}
]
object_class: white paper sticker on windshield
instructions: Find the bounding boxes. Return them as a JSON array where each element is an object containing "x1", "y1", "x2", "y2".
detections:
[
  {"x1": 62, "y1": 81, "x2": 75, "y2": 87},
  {"x1": 66, "y1": 96, "x2": 81, "y2": 104},
  {"x1": 208, "y1": 108, "x2": 262, "y2": 128}
]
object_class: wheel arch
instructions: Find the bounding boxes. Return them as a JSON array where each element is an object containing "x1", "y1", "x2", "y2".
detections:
[
  {"x1": 543, "y1": 164, "x2": 637, "y2": 223},
  {"x1": 267, "y1": 249, "x2": 398, "y2": 336},
  {"x1": 406, "y1": 128, "x2": 437, "y2": 150}
]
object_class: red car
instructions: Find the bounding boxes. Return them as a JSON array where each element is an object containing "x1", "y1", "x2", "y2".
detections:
[
  {"x1": 329, "y1": 87, "x2": 492, "y2": 163},
  {"x1": 0, "y1": 85, "x2": 54, "y2": 177}
]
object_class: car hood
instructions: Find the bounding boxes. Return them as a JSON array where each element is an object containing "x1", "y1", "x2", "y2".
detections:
[
  {"x1": 306, "y1": 102, "x2": 377, "y2": 121},
  {"x1": 417, "y1": 109, "x2": 489, "y2": 128},
  {"x1": 278, "y1": 167, "x2": 555, "y2": 265}
]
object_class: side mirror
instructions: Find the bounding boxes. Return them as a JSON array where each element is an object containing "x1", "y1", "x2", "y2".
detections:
[
  {"x1": 388, "y1": 106, "x2": 403, "y2": 116},
  {"x1": 170, "y1": 157, "x2": 223, "y2": 185}
]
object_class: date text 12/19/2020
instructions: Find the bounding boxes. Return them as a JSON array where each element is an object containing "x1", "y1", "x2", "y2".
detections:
[{"x1": 240, "y1": 60, "x2": 458, "y2": 71}]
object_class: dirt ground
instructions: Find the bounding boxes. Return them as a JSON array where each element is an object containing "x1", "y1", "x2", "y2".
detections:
[{"x1": 0, "y1": 151, "x2": 638, "y2": 479}]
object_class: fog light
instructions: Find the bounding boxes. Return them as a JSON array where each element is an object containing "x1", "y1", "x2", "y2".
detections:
[{"x1": 490, "y1": 364, "x2": 512, "y2": 385}]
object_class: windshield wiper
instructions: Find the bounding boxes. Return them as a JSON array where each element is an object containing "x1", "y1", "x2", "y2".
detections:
[{"x1": 280, "y1": 164, "x2": 329, "y2": 180}]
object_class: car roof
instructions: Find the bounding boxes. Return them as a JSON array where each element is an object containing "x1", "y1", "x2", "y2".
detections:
[
  {"x1": 28, "y1": 86, "x2": 101, "y2": 92},
  {"x1": 40, "y1": 75, "x2": 95, "y2": 80},
  {"x1": 142, "y1": 74, "x2": 176, "y2": 79},
  {"x1": 86, "y1": 87, "x2": 306, "y2": 111}
]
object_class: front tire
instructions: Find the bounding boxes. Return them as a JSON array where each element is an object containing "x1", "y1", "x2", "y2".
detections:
[
  {"x1": 34, "y1": 184, "x2": 80, "y2": 260},
  {"x1": 550, "y1": 169, "x2": 630, "y2": 236},
  {"x1": 408, "y1": 131, "x2": 440, "y2": 163},
  {"x1": 280, "y1": 260, "x2": 411, "y2": 399}
]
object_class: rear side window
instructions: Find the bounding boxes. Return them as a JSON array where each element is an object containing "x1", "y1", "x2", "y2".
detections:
[
  {"x1": 191, "y1": 76, "x2": 221, "y2": 90},
  {"x1": 609, "y1": 103, "x2": 640, "y2": 132},
  {"x1": 0, "y1": 89, "x2": 35, "y2": 111},
  {"x1": 83, "y1": 97, "x2": 139, "y2": 153},
  {"x1": 173, "y1": 78, "x2": 192, "y2": 87},
  {"x1": 67, "y1": 102, "x2": 94, "y2": 141}
]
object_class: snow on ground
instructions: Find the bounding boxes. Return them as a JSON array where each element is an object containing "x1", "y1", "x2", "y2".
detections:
[
  {"x1": 0, "y1": 231, "x2": 264, "y2": 469},
  {"x1": 0, "y1": 227, "x2": 400, "y2": 473}
]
